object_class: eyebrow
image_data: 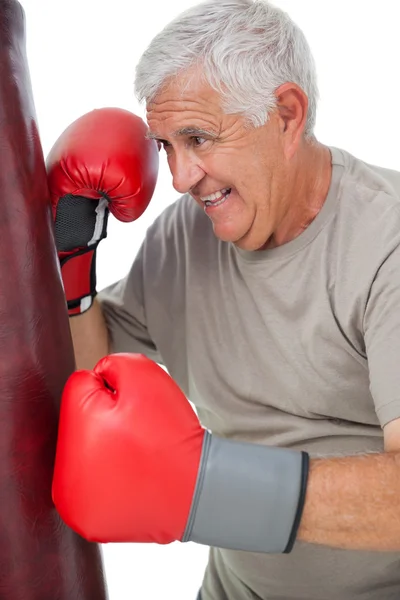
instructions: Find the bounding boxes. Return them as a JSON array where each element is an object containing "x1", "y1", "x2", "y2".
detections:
[{"x1": 146, "y1": 126, "x2": 219, "y2": 140}]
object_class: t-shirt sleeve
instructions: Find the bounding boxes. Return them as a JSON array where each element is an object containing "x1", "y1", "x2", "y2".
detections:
[
  {"x1": 97, "y1": 240, "x2": 162, "y2": 365},
  {"x1": 364, "y1": 244, "x2": 400, "y2": 427}
]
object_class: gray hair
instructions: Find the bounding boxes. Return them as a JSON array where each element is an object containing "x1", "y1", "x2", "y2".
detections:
[{"x1": 135, "y1": 0, "x2": 319, "y2": 137}]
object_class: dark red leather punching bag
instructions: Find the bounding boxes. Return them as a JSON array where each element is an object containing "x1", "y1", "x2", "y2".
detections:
[{"x1": 0, "y1": 2, "x2": 109, "y2": 598}]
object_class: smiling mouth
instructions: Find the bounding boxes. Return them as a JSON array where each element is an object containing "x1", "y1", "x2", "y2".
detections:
[{"x1": 201, "y1": 188, "x2": 232, "y2": 207}]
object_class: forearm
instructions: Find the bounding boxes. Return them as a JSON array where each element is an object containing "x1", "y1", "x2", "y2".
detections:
[
  {"x1": 69, "y1": 298, "x2": 110, "y2": 370},
  {"x1": 298, "y1": 451, "x2": 400, "y2": 551}
]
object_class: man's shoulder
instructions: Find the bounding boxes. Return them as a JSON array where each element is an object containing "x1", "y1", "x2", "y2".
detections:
[
  {"x1": 331, "y1": 147, "x2": 400, "y2": 251},
  {"x1": 332, "y1": 146, "x2": 400, "y2": 206},
  {"x1": 328, "y1": 148, "x2": 400, "y2": 296}
]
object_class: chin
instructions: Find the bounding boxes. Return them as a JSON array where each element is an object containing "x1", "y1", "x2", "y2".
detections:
[
  {"x1": 233, "y1": 238, "x2": 260, "y2": 251},
  {"x1": 211, "y1": 213, "x2": 267, "y2": 251},
  {"x1": 212, "y1": 225, "x2": 244, "y2": 245},
  {"x1": 213, "y1": 229, "x2": 257, "y2": 251},
  {"x1": 232, "y1": 230, "x2": 273, "y2": 251}
]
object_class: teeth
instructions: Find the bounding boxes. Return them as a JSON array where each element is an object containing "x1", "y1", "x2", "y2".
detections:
[{"x1": 201, "y1": 188, "x2": 230, "y2": 203}]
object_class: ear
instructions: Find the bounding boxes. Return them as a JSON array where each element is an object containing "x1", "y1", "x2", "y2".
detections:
[{"x1": 274, "y1": 83, "x2": 309, "y2": 158}]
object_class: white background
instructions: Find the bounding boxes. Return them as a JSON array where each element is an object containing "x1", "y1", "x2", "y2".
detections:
[{"x1": 18, "y1": 0, "x2": 400, "y2": 598}]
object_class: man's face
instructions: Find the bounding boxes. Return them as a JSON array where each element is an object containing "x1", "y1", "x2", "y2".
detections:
[{"x1": 146, "y1": 76, "x2": 291, "y2": 251}]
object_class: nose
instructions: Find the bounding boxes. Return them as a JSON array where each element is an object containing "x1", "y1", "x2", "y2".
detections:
[{"x1": 169, "y1": 151, "x2": 205, "y2": 195}]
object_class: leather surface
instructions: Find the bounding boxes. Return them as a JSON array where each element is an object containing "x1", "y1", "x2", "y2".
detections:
[{"x1": 0, "y1": 1, "x2": 108, "y2": 597}]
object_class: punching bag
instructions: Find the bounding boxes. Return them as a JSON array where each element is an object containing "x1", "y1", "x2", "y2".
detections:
[{"x1": 0, "y1": 1, "x2": 109, "y2": 598}]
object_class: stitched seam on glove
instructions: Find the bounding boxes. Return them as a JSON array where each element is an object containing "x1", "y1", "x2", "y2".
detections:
[{"x1": 182, "y1": 430, "x2": 212, "y2": 542}]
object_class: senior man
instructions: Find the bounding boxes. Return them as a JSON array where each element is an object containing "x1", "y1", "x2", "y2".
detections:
[{"x1": 50, "y1": 1, "x2": 400, "y2": 599}]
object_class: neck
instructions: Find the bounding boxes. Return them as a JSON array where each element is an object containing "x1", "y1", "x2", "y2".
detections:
[{"x1": 267, "y1": 140, "x2": 332, "y2": 249}]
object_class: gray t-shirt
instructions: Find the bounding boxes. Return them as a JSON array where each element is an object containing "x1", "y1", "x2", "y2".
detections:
[{"x1": 98, "y1": 146, "x2": 400, "y2": 599}]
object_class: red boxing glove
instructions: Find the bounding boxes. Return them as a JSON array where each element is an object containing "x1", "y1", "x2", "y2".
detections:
[
  {"x1": 52, "y1": 355, "x2": 308, "y2": 554},
  {"x1": 47, "y1": 108, "x2": 159, "y2": 316},
  {"x1": 52, "y1": 354, "x2": 205, "y2": 544}
]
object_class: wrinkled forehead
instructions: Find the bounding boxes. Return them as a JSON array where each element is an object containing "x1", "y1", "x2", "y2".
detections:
[{"x1": 145, "y1": 74, "x2": 225, "y2": 137}]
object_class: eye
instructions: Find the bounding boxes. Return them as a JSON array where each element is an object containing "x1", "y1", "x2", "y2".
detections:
[
  {"x1": 159, "y1": 139, "x2": 172, "y2": 150},
  {"x1": 191, "y1": 136, "x2": 207, "y2": 147}
]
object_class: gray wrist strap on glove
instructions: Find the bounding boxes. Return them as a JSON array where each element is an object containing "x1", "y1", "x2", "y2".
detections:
[{"x1": 183, "y1": 432, "x2": 309, "y2": 554}]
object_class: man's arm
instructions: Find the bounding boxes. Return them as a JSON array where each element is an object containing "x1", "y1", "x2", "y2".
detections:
[
  {"x1": 297, "y1": 223, "x2": 400, "y2": 551},
  {"x1": 46, "y1": 108, "x2": 159, "y2": 372},
  {"x1": 50, "y1": 351, "x2": 400, "y2": 554},
  {"x1": 69, "y1": 298, "x2": 110, "y2": 371},
  {"x1": 297, "y1": 417, "x2": 400, "y2": 551}
]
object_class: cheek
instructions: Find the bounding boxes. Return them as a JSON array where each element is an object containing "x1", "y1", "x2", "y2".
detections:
[
  {"x1": 202, "y1": 148, "x2": 269, "y2": 210},
  {"x1": 232, "y1": 160, "x2": 262, "y2": 199},
  {"x1": 236, "y1": 165, "x2": 273, "y2": 214},
  {"x1": 202, "y1": 151, "x2": 247, "y2": 185}
]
